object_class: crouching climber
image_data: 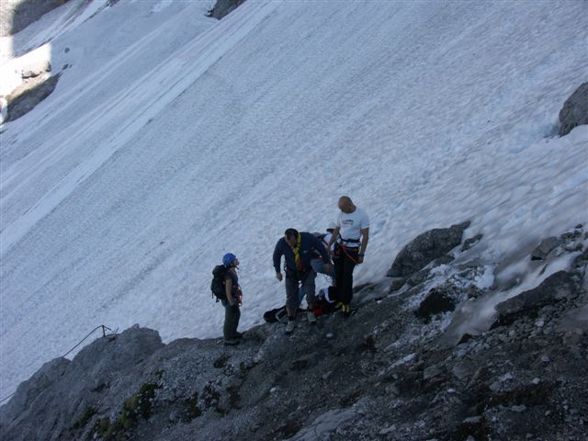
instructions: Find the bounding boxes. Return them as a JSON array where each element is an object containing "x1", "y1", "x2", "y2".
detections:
[{"x1": 273, "y1": 228, "x2": 331, "y2": 334}]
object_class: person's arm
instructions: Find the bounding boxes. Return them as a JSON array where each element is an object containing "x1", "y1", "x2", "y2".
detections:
[
  {"x1": 273, "y1": 240, "x2": 283, "y2": 281},
  {"x1": 312, "y1": 233, "x2": 330, "y2": 263},
  {"x1": 225, "y1": 277, "x2": 235, "y2": 305},
  {"x1": 358, "y1": 227, "x2": 369, "y2": 264}
]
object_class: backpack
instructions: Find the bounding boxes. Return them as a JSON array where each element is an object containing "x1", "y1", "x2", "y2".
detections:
[
  {"x1": 211, "y1": 265, "x2": 228, "y2": 302},
  {"x1": 262, "y1": 305, "x2": 297, "y2": 323}
]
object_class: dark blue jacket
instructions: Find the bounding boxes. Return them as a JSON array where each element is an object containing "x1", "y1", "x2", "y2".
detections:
[{"x1": 273, "y1": 232, "x2": 330, "y2": 275}]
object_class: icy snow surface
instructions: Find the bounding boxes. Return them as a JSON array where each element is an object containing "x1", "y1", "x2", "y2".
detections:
[{"x1": 1, "y1": 0, "x2": 587, "y2": 397}]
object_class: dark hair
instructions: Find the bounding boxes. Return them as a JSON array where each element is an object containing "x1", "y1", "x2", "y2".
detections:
[{"x1": 284, "y1": 228, "x2": 299, "y2": 239}]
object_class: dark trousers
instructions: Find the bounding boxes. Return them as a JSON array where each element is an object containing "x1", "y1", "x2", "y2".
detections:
[
  {"x1": 334, "y1": 246, "x2": 358, "y2": 305},
  {"x1": 285, "y1": 270, "x2": 316, "y2": 316},
  {"x1": 222, "y1": 301, "x2": 241, "y2": 339}
]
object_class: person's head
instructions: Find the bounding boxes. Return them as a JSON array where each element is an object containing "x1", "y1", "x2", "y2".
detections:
[
  {"x1": 284, "y1": 228, "x2": 299, "y2": 248},
  {"x1": 338, "y1": 196, "x2": 355, "y2": 214},
  {"x1": 222, "y1": 253, "x2": 239, "y2": 268}
]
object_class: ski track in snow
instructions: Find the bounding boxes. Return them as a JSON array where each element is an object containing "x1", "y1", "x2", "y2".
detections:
[{"x1": 1, "y1": 0, "x2": 588, "y2": 397}]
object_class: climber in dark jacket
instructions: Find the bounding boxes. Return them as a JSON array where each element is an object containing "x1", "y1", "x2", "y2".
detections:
[{"x1": 273, "y1": 228, "x2": 331, "y2": 334}]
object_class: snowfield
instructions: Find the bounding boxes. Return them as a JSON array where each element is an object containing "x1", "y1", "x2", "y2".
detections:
[{"x1": 1, "y1": 0, "x2": 587, "y2": 398}]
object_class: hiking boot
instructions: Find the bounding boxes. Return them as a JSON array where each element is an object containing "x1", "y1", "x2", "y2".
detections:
[
  {"x1": 306, "y1": 311, "x2": 317, "y2": 324},
  {"x1": 234, "y1": 332, "x2": 244, "y2": 339},
  {"x1": 224, "y1": 338, "x2": 240, "y2": 346},
  {"x1": 285, "y1": 320, "x2": 296, "y2": 335},
  {"x1": 339, "y1": 303, "x2": 351, "y2": 318}
]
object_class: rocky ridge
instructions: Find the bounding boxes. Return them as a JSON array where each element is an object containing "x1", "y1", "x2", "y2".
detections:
[{"x1": 1, "y1": 222, "x2": 586, "y2": 441}]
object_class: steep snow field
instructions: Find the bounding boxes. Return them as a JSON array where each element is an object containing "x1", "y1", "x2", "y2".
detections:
[{"x1": 1, "y1": 0, "x2": 587, "y2": 397}]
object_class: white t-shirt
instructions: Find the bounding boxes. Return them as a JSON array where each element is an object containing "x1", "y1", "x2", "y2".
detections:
[{"x1": 336, "y1": 207, "x2": 370, "y2": 247}]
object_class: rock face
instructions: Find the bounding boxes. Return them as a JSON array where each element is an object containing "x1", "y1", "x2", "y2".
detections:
[
  {"x1": 495, "y1": 271, "x2": 580, "y2": 326},
  {"x1": 559, "y1": 82, "x2": 588, "y2": 136},
  {"x1": 415, "y1": 287, "x2": 456, "y2": 322},
  {"x1": 387, "y1": 221, "x2": 470, "y2": 277},
  {"x1": 0, "y1": 326, "x2": 164, "y2": 441},
  {"x1": 0, "y1": 0, "x2": 69, "y2": 36},
  {"x1": 530, "y1": 236, "x2": 562, "y2": 260},
  {"x1": 1, "y1": 225, "x2": 586, "y2": 441},
  {"x1": 207, "y1": 0, "x2": 246, "y2": 20},
  {"x1": 5, "y1": 73, "x2": 59, "y2": 121}
]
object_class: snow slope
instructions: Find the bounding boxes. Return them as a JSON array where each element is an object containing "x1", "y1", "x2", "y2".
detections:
[{"x1": 1, "y1": 0, "x2": 587, "y2": 397}]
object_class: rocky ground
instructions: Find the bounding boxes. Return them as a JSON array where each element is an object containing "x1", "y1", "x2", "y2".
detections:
[{"x1": 1, "y1": 222, "x2": 586, "y2": 441}]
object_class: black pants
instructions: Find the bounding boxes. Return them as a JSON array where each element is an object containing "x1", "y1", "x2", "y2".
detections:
[
  {"x1": 285, "y1": 270, "x2": 316, "y2": 316},
  {"x1": 334, "y1": 246, "x2": 358, "y2": 305},
  {"x1": 222, "y1": 301, "x2": 241, "y2": 339}
]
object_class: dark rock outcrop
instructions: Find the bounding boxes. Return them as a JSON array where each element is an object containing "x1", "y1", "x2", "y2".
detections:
[
  {"x1": 559, "y1": 82, "x2": 588, "y2": 136},
  {"x1": 0, "y1": 0, "x2": 70, "y2": 36},
  {"x1": 207, "y1": 0, "x2": 246, "y2": 20},
  {"x1": 462, "y1": 233, "x2": 483, "y2": 251},
  {"x1": 530, "y1": 236, "x2": 562, "y2": 260},
  {"x1": 387, "y1": 221, "x2": 470, "y2": 277},
  {"x1": 5, "y1": 73, "x2": 59, "y2": 121},
  {"x1": 495, "y1": 271, "x2": 580, "y2": 326},
  {"x1": 415, "y1": 287, "x2": 456, "y2": 322}
]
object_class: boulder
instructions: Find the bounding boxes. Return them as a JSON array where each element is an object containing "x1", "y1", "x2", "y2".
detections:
[
  {"x1": 415, "y1": 287, "x2": 456, "y2": 322},
  {"x1": 462, "y1": 233, "x2": 483, "y2": 251},
  {"x1": 495, "y1": 271, "x2": 579, "y2": 326},
  {"x1": 530, "y1": 237, "x2": 561, "y2": 261},
  {"x1": 559, "y1": 83, "x2": 588, "y2": 136},
  {"x1": 207, "y1": 0, "x2": 246, "y2": 20},
  {"x1": 5, "y1": 73, "x2": 59, "y2": 121},
  {"x1": 0, "y1": 0, "x2": 69, "y2": 36},
  {"x1": 559, "y1": 303, "x2": 588, "y2": 335},
  {"x1": 387, "y1": 221, "x2": 470, "y2": 277}
]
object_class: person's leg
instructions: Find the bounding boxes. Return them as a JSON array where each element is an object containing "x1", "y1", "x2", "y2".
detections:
[
  {"x1": 312, "y1": 258, "x2": 335, "y2": 279},
  {"x1": 302, "y1": 271, "x2": 318, "y2": 323},
  {"x1": 297, "y1": 285, "x2": 305, "y2": 305},
  {"x1": 334, "y1": 252, "x2": 344, "y2": 290},
  {"x1": 340, "y1": 250, "x2": 357, "y2": 306},
  {"x1": 301, "y1": 271, "x2": 317, "y2": 308},
  {"x1": 285, "y1": 276, "x2": 300, "y2": 318},
  {"x1": 284, "y1": 276, "x2": 299, "y2": 334},
  {"x1": 224, "y1": 302, "x2": 240, "y2": 340},
  {"x1": 231, "y1": 305, "x2": 241, "y2": 337}
]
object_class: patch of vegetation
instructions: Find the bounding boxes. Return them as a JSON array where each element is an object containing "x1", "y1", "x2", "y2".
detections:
[
  {"x1": 202, "y1": 383, "x2": 226, "y2": 415},
  {"x1": 93, "y1": 417, "x2": 112, "y2": 439},
  {"x1": 213, "y1": 354, "x2": 230, "y2": 369},
  {"x1": 227, "y1": 385, "x2": 241, "y2": 410},
  {"x1": 92, "y1": 383, "x2": 161, "y2": 441},
  {"x1": 273, "y1": 419, "x2": 302, "y2": 439},
  {"x1": 70, "y1": 406, "x2": 97, "y2": 431},
  {"x1": 182, "y1": 392, "x2": 202, "y2": 422}
]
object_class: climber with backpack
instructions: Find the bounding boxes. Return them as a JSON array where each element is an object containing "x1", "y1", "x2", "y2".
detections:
[
  {"x1": 211, "y1": 253, "x2": 243, "y2": 345},
  {"x1": 273, "y1": 228, "x2": 331, "y2": 334}
]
